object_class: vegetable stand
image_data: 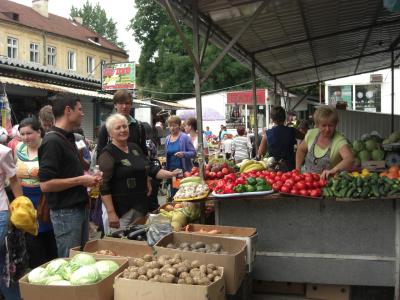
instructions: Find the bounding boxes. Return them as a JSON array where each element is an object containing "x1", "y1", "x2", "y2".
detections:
[{"x1": 211, "y1": 194, "x2": 400, "y2": 295}]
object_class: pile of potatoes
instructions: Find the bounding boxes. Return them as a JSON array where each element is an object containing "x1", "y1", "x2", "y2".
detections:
[
  {"x1": 122, "y1": 254, "x2": 222, "y2": 286},
  {"x1": 165, "y1": 241, "x2": 228, "y2": 254}
]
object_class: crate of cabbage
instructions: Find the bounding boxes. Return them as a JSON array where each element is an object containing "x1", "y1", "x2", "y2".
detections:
[
  {"x1": 19, "y1": 254, "x2": 128, "y2": 300},
  {"x1": 322, "y1": 171, "x2": 400, "y2": 200},
  {"x1": 114, "y1": 254, "x2": 225, "y2": 300},
  {"x1": 155, "y1": 232, "x2": 247, "y2": 295}
]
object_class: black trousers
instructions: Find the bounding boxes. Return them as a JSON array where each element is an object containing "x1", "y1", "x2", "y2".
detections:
[{"x1": 25, "y1": 230, "x2": 58, "y2": 268}]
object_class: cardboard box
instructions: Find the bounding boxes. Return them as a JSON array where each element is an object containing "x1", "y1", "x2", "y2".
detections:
[
  {"x1": 69, "y1": 238, "x2": 153, "y2": 265},
  {"x1": 155, "y1": 232, "x2": 246, "y2": 295},
  {"x1": 19, "y1": 257, "x2": 128, "y2": 300},
  {"x1": 114, "y1": 268, "x2": 225, "y2": 300},
  {"x1": 306, "y1": 284, "x2": 350, "y2": 300},
  {"x1": 182, "y1": 224, "x2": 258, "y2": 272},
  {"x1": 361, "y1": 160, "x2": 386, "y2": 171},
  {"x1": 253, "y1": 280, "x2": 305, "y2": 295}
]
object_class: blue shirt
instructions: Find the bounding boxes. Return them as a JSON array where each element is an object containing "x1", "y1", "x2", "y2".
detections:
[
  {"x1": 167, "y1": 139, "x2": 182, "y2": 170},
  {"x1": 266, "y1": 125, "x2": 296, "y2": 170}
]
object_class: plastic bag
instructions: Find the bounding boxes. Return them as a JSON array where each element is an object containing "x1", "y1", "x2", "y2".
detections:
[
  {"x1": 10, "y1": 196, "x2": 38, "y2": 236},
  {"x1": 146, "y1": 214, "x2": 172, "y2": 246}
]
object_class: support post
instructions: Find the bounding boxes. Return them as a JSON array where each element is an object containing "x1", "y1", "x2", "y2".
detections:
[
  {"x1": 392, "y1": 51, "x2": 395, "y2": 133},
  {"x1": 252, "y1": 56, "x2": 259, "y2": 158},
  {"x1": 192, "y1": 1, "x2": 204, "y2": 180}
]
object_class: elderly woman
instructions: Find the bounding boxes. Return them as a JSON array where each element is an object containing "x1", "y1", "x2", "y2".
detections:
[
  {"x1": 296, "y1": 106, "x2": 354, "y2": 179},
  {"x1": 165, "y1": 115, "x2": 196, "y2": 173},
  {"x1": 258, "y1": 106, "x2": 302, "y2": 171},
  {"x1": 98, "y1": 113, "x2": 181, "y2": 232}
]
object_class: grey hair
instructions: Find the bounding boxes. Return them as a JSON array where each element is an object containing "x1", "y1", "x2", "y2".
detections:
[{"x1": 105, "y1": 113, "x2": 128, "y2": 134}]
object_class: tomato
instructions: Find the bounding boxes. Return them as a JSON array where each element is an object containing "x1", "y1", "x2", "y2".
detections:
[
  {"x1": 291, "y1": 169, "x2": 300, "y2": 174},
  {"x1": 319, "y1": 179, "x2": 327, "y2": 187},
  {"x1": 221, "y1": 168, "x2": 229, "y2": 175},
  {"x1": 304, "y1": 176, "x2": 313, "y2": 183},
  {"x1": 272, "y1": 182, "x2": 283, "y2": 191},
  {"x1": 191, "y1": 167, "x2": 199, "y2": 173},
  {"x1": 280, "y1": 185, "x2": 290, "y2": 193},
  {"x1": 295, "y1": 181, "x2": 306, "y2": 190},
  {"x1": 236, "y1": 177, "x2": 245, "y2": 185},
  {"x1": 312, "y1": 181, "x2": 320, "y2": 188},
  {"x1": 193, "y1": 172, "x2": 199, "y2": 176},
  {"x1": 290, "y1": 188, "x2": 299, "y2": 195},
  {"x1": 205, "y1": 170, "x2": 210, "y2": 179},
  {"x1": 310, "y1": 189, "x2": 321, "y2": 197},
  {"x1": 276, "y1": 171, "x2": 283, "y2": 176},
  {"x1": 285, "y1": 179, "x2": 295, "y2": 186},
  {"x1": 299, "y1": 189, "x2": 309, "y2": 196},
  {"x1": 293, "y1": 174, "x2": 302, "y2": 182},
  {"x1": 217, "y1": 171, "x2": 223, "y2": 179},
  {"x1": 267, "y1": 178, "x2": 274, "y2": 186},
  {"x1": 305, "y1": 181, "x2": 313, "y2": 189},
  {"x1": 274, "y1": 176, "x2": 282, "y2": 182},
  {"x1": 256, "y1": 171, "x2": 261, "y2": 177},
  {"x1": 208, "y1": 172, "x2": 215, "y2": 179},
  {"x1": 312, "y1": 173, "x2": 320, "y2": 181}
]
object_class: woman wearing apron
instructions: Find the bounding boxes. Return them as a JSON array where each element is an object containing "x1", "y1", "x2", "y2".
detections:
[{"x1": 296, "y1": 106, "x2": 354, "y2": 179}]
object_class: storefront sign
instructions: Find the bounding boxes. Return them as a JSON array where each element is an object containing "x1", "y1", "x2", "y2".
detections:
[
  {"x1": 227, "y1": 89, "x2": 266, "y2": 105},
  {"x1": 102, "y1": 62, "x2": 136, "y2": 91}
]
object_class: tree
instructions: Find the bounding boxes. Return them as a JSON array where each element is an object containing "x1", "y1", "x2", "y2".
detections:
[
  {"x1": 129, "y1": 0, "x2": 262, "y2": 101},
  {"x1": 70, "y1": 1, "x2": 125, "y2": 49}
]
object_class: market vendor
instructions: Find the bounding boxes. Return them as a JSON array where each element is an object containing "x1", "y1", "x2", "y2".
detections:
[
  {"x1": 295, "y1": 106, "x2": 354, "y2": 179},
  {"x1": 257, "y1": 106, "x2": 301, "y2": 171},
  {"x1": 98, "y1": 113, "x2": 181, "y2": 233}
]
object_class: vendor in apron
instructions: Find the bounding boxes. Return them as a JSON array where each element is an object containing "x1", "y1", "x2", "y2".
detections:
[{"x1": 296, "y1": 106, "x2": 354, "y2": 179}]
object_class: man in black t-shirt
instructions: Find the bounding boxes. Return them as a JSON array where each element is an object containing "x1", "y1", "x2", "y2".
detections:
[{"x1": 39, "y1": 94, "x2": 102, "y2": 257}]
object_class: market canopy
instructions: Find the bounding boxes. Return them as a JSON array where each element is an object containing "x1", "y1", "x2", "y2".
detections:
[{"x1": 159, "y1": 0, "x2": 400, "y2": 89}]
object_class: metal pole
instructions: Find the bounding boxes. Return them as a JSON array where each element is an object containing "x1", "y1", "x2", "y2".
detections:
[
  {"x1": 319, "y1": 82, "x2": 322, "y2": 103},
  {"x1": 192, "y1": 1, "x2": 204, "y2": 179},
  {"x1": 392, "y1": 51, "x2": 395, "y2": 133},
  {"x1": 252, "y1": 56, "x2": 259, "y2": 158},
  {"x1": 395, "y1": 199, "x2": 400, "y2": 300},
  {"x1": 245, "y1": 104, "x2": 248, "y2": 130}
]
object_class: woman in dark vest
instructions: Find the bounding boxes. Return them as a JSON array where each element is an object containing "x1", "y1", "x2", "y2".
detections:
[{"x1": 98, "y1": 113, "x2": 180, "y2": 234}]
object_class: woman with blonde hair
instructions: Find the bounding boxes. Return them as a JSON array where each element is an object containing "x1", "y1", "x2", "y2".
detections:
[{"x1": 296, "y1": 106, "x2": 354, "y2": 179}]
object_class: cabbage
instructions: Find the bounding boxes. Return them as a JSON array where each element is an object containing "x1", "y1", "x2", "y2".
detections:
[
  {"x1": 70, "y1": 265, "x2": 100, "y2": 285},
  {"x1": 28, "y1": 267, "x2": 49, "y2": 284},
  {"x1": 47, "y1": 280, "x2": 71, "y2": 286},
  {"x1": 45, "y1": 275, "x2": 63, "y2": 285},
  {"x1": 46, "y1": 259, "x2": 68, "y2": 275},
  {"x1": 70, "y1": 253, "x2": 96, "y2": 270},
  {"x1": 59, "y1": 264, "x2": 74, "y2": 281},
  {"x1": 94, "y1": 260, "x2": 119, "y2": 279}
]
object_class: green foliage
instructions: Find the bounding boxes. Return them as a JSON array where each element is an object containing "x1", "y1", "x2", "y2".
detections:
[
  {"x1": 129, "y1": 0, "x2": 259, "y2": 100},
  {"x1": 70, "y1": 0, "x2": 125, "y2": 49}
]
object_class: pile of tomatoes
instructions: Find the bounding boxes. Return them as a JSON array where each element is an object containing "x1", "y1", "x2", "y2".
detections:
[{"x1": 265, "y1": 169, "x2": 326, "y2": 197}]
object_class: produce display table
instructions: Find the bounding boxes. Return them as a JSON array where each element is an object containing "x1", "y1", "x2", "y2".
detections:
[{"x1": 211, "y1": 194, "x2": 400, "y2": 295}]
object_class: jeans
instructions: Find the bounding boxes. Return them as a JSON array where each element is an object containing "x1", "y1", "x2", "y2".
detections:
[
  {"x1": 0, "y1": 210, "x2": 21, "y2": 300},
  {"x1": 50, "y1": 207, "x2": 89, "y2": 258}
]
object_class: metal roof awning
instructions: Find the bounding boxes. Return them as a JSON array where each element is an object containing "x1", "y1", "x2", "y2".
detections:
[
  {"x1": 0, "y1": 75, "x2": 113, "y2": 99},
  {"x1": 150, "y1": 99, "x2": 194, "y2": 109},
  {"x1": 159, "y1": 0, "x2": 400, "y2": 89}
]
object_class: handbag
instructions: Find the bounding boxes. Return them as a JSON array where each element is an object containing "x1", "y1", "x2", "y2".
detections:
[{"x1": 37, "y1": 193, "x2": 50, "y2": 223}]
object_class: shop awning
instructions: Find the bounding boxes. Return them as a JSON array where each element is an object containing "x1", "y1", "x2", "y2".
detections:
[
  {"x1": 150, "y1": 99, "x2": 194, "y2": 109},
  {"x1": 0, "y1": 75, "x2": 113, "y2": 100}
]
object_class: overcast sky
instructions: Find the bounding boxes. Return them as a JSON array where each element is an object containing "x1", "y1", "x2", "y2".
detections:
[{"x1": 10, "y1": 0, "x2": 141, "y2": 62}]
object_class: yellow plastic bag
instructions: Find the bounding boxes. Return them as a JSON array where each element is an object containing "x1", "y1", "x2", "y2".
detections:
[{"x1": 10, "y1": 196, "x2": 38, "y2": 236}]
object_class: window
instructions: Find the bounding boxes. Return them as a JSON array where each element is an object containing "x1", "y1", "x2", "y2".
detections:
[
  {"x1": 7, "y1": 37, "x2": 18, "y2": 59},
  {"x1": 47, "y1": 46, "x2": 56, "y2": 66},
  {"x1": 29, "y1": 43, "x2": 39, "y2": 63},
  {"x1": 355, "y1": 84, "x2": 381, "y2": 112},
  {"x1": 68, "y1": 51, "x2": 76, "y2": 71},
  {"x1": 87, "y1": 56, "x2": 94, "y2": 73},
  {"x1": 327, "y1": 85, "x2": 353, "y2": 109}
]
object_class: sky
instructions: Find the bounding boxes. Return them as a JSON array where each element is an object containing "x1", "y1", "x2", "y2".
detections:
[{"x1": 10, "y1": 0, "x2": 141, "y2": 62}]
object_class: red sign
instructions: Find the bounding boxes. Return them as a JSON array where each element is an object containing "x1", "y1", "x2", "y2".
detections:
[{"x1": 227, "y1": 89, "x2": 266, "y2": 105}]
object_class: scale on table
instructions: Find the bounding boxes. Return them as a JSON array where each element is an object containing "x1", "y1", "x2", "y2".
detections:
[{"x1": 383, "y1": 143, "x2": 400, "y2": 167}]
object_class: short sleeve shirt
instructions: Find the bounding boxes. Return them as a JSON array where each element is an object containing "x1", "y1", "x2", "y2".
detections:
[{"x1": 305, "y1": 128, "x2": 348, "y2": 168}]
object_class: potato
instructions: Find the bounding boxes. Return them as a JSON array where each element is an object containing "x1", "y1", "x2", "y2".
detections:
[
  {"x1": 191, "y1": 242, "x2": 205, "y2": 249},
  {"x1": 138, "y1": 275, "x2": 148, "y2": 281},
  {"x1": 178, "y1": 242, "x2": 190, "y2": 249},
  {"x1": 128, "y1": 272, "x2": 139, "y2": 280},
  {"x1": 146, "y1": 269, "x2": 155, "y2": 279},
  {"x1": 185, "y1": 276, "x2": 194, "y2": 285},
  {"x1": 191, "y1": 260, "x2": 201, "y2": 268},
  {"x1": 153, "y1": 275, "x2": 161, "y2": 282},
  {"x1": 165, "y1": 267, "x2": 177, "y2": 276},
  {"x1": 143, "y1": 254, "x2": 153, "y2": 262},
  {"x1": 166, "y1": 243, "x2": 176, "y2": 249},
  {"x1": 138, "y1": 266, "x2": 148, "y2": 276},
  {"x1": 206, "y1": 268, "x2": 214, "y2": 275},
  {"x1": 214, "y1": 276, "x2": 222, "y2": 282},
  {"x1": 212, "y1": 270, "x2": 220, "y2": 276},
  {"x1": 198, "y1": 277, "x2": 211, "y2": 286},
  {"x1": 211, "y1": 243, "x2": 222, "y2": 252},
  {"x1": 179, "y1": 272, "x2": 189, "y2": 279},
  {"x1": 192, "y1": 277, "x2": 199, "y2": 285},
  {"x1": 160, "y1": 273, "x2": 175, "y2": 283},
  {"x1": 152, "y1": 268, "x2": 161, "y2": 276},
  {"x1": 189, "y1": 268, "x2": 201, "y2": 277},
  {"x1": 183, "y1": 260, "x2": 191, "y2": 268},
  {"x1": 207, "y1": 264, "x2": 216, "y2": 270},
  {"x1": 177, "y1": 279, "x2": 186, "y2": 284},
  {"x1": 177, "y1": 266, "x2": 188, "y2": 274},
  {"x1": 122, "y1": 269, "x2": 130, "y2": 278},
  {"x1": 197, "y1": 248, "x2": 207, "y2": 253},
  {"x1": 132, "y1": 258, "x2": 145, "y2": 267},
  {"x1": 207, "y1": 273, "x2": 215, "y2": 281},
  {"x1": 199, "y1": 265, "x2": 207, "y2": 274}
]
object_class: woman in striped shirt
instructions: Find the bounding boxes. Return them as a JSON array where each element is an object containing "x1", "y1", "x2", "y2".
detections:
[{"x1": 232, "y1": 126, "x2": 252, "y2": 163}]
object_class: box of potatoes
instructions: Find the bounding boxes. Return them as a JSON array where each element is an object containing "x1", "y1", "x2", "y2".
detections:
[{"x1": 114, "y1": 253, "x2": 225, "y2": 300}]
